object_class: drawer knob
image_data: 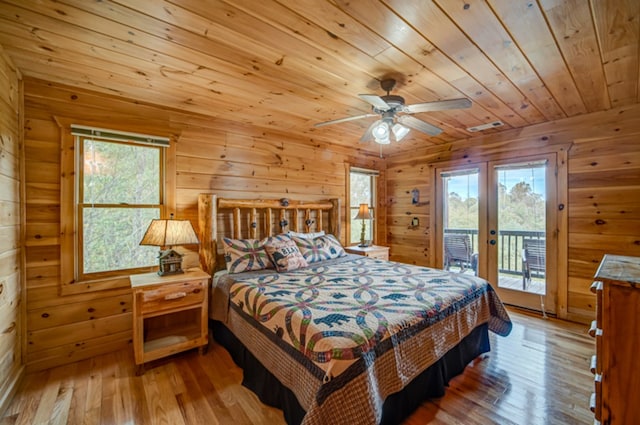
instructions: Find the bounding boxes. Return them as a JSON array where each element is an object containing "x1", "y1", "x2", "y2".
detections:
[{"x1": 165, "y1": 291, "x2": 187, "y2": 300}]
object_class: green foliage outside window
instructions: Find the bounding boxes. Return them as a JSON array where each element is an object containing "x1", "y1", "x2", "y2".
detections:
[
  {"x1": 81, "y1": 139, "x2": 161, "y2": 274},
  {"x1": 445, "y1": 167, "x2": 546, "y2": 272},
  {"x1": 496, "y1": 181, "x2": 545, "y2": 231},
  {"x1": 446, "y1": 172, "x2": 545, "y2": 231}
]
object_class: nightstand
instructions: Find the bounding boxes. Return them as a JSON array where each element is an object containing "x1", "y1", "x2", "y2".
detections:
[
  {"x1": 345, "y1": 245, "x2": 390, "y2": 261},
  {"x1": 130, "y1": 268, "x2": 210, "y2": 375}
]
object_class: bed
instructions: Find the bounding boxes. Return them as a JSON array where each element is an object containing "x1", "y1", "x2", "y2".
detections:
[{"x1": 197, "y1": 194, "x2": 512, "y2": 425}]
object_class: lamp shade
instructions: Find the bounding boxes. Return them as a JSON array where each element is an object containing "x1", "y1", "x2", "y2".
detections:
[
  {"x1": 354, "y1": 203, "x2": 372, "y2": 220},
  {"x1": 392, "y1": 123, "x2": 410, "y2": 141},
  {"x1": 372, "y1": 120, "x2": 391, "y2": 144},
  {"x1": 139, "y1": 218, "x2": 199, "y2": 247}
]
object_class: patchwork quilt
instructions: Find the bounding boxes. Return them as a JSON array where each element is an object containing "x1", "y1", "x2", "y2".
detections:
[{"x1": 211, "y1": 255, "x2": 512, "y2": 425}]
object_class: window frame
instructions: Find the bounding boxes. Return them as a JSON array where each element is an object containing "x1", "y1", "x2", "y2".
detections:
[
  {"x1": 77, "y1": 137, "x2": 165, "y2": 282},
  {"x1": 347, "y1": 166, "x2": 378, "y2": 246},
  {"x1": 59, "y1": 120, "x2": 176, "y2": 295}
]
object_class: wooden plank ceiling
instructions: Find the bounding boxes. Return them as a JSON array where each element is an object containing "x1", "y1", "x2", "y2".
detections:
[{"x1": 0, "y1": 0, "x2": 638, "y2": 156}]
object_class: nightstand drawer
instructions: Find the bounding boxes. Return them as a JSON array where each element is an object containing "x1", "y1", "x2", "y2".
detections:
[
  {"x1": 139, "y1": 280, "x2": 205, "y2": 315},
  {"x1": 366, "y1": 251, "x2": 389, "y2": 260},
  {"x1": 345, "y1": 245, "x2": 390, "y2": 261}
]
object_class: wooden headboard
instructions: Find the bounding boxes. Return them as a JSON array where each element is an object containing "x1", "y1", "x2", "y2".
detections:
[{"x1": 197, "y1": 194, "x2": 341, "y2": 274}]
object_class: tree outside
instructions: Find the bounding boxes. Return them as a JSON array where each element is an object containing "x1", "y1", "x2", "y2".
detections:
[
  {"x1": 81, "y1": 139, "x2": 161, "y2": 274},
  {"x1": 445, "y1": 166, "x2": 546, "y2": 277},
  {"x1": 446, "y1": 167, "x2": 545, "y2": 232}
]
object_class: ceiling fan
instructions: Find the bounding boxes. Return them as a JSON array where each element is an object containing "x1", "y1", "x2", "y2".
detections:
[{"x1": 315, "y1": 79, "x2": 472, "y2": 144}]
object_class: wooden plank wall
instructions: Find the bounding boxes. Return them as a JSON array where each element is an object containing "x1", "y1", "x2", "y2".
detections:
[
  {"x1": 386, "y1": 103, "x2": 640, "y2": 324},
  {"x1": 18, "y1": 73, "x2": 638, "y2": 371},
  {"x1": 0, "y1": 46, "x2": 23, "y2": 415},
  {"x1": 22, "y1": 77, "x2": 381, "y2": 371}
]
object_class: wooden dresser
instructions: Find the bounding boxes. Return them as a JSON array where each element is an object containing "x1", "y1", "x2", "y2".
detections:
[{"x1": 589, "y1": 255, "x2": 640, "y2": 424}]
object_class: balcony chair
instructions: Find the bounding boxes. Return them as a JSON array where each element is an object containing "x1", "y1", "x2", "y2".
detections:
[
  {"x1": 522, "y1": 239, "x2": 546, "y2": 290},
  {"x1": 444, "y1": 234, "x2": 477, "y2": 275}
]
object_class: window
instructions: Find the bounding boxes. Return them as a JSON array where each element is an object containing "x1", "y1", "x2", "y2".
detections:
[
  {"x1": 61, "y1": 124, "x2": 171, "y2": 290},
  {"x1": 79, "y1": 138, "x2": 162, "y2": 279},
  {"x1": 349, "y1": 167, "x2": 377, "y2": 245}
]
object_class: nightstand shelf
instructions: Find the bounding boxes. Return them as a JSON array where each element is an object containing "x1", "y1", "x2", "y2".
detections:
[
  {"x1": 345, "y1": 245, "x2": 390, "y2": 261},
  {"x1": 143, "y1": 322, "x2": 202, "y2": 359},
  {"x1": 130, "y1": 269, "x2": 210, "y2": 375}
]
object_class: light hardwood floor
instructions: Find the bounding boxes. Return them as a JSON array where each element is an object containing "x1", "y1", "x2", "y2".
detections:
[{"x1": 1, "y1": 309, "x2": 594, "y2": 425}]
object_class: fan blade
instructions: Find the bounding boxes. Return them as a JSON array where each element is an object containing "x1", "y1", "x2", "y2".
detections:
[
  {"x1": 314, "y1": 113, "x2": 377, "y2": 127},
  {"x1": 358, "y1": 94, "x2": 391, "y2": 111},
  {"x1": 404, "y1": 98, "x2": 471, "y2": 114},
  {"x1": 398, "y1": 115, "x2": 443, "y2": 136}
]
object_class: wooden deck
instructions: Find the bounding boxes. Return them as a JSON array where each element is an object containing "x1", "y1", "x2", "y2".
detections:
[
  {"x1": 1, "y1": 309, "x2": 594, "y2": 425},
  {"x1": 448, "y1": 265, "x2": 546, "y2": 295},
  {"x1": 499, "y1": 275, "x2": 546, "y2": 295}
]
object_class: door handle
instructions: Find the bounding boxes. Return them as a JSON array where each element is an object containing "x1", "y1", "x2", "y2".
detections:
[{"x1": 490, "y1": 240, "x2": 496, "y2": 245}]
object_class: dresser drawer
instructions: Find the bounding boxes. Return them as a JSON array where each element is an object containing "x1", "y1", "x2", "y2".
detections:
[
  {"x1": 138, "y1": 279, "x2": 206, "y2": 315},
  {"x1": 591, "y1": 281, "x2": 603, "y2": 326},
  {"x1": 593, "y1": 374, "x2": 602, "y2": 421}
]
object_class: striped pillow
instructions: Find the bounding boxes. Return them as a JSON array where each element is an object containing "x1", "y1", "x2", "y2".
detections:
[{"x1": 292, "y1": 234, "x2": 346, "y2": 263}]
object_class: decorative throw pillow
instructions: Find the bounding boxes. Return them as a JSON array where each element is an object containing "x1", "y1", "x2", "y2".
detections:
[
  {"x1": 264, "y1": 239, "x2": 308, "y2": 272},
  {"x1": 288, "y1": 230, "x2": 326, "y2": 239},
  {"x1": 222, "y1": 237, "x2": 272, "y2": 273},
  {"x1": 292, "y1": 234, "x2": 346, "y2": 263}
]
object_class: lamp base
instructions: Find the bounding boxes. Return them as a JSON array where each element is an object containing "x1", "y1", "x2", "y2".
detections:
[
  {"x1": 358, "y1": 243, "x2": 370, "y2": 248},
  {"x1": 157, "y1": 248, "x2": 185, "y2": 276}
]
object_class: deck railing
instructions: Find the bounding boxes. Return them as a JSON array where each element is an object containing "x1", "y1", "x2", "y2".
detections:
[{"x1": 444, "y1": 228, "x2": 545, "y2": 277}]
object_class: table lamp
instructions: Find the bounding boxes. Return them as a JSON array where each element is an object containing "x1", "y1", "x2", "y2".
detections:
[
  {"x1": 354, "y1": 203, "x2": 372, "y2": 247},
  {"x1": 139, "y1": 214, "x2": 199, "y2": 275}
]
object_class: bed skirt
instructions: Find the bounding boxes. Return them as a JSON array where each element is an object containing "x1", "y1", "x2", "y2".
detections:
[{"x1": 211, "y1": 320, "x2": 491, "y2": 425}]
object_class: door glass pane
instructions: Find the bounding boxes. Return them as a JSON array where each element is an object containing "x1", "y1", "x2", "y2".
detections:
[
  {"x1": 495, "y1": 163, "x2": 546, "y2": 294},
  {"x1": 442, "y1": 170, "x2": 479, "y2": 274}
]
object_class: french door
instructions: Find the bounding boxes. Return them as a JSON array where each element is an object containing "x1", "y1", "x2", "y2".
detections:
[{"x1": 435, "y1": 154, "x2": 558, "y2": 314}]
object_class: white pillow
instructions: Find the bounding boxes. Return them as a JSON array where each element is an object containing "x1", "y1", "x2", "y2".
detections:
[{"x1": 287, "y1": 230, "x2": 326, "y2": 239}]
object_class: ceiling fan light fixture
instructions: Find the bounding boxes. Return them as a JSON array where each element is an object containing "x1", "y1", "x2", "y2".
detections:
[
  {"x1": 392, "y1": 123, "x2": 410, "y2": 141},
  {"x1": 375, "y1": 135, "x2": 391, "y2": 144},
  {"x1": 372, "y1": 120, "x2": 390, "y2": 144},
  {"x1": 314, "y1": 78, "x2": 472, "y2": 145}
]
